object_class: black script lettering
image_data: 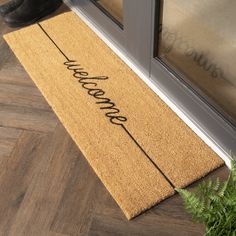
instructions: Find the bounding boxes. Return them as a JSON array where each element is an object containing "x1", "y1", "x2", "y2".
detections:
[
  {"x1": 96, "y1": 97, "x2": 128, "y2": 125},
  {"x1": 81, "y1": 82, "x2": 97, "y2": 90},
  {"x1": 74, "y1": 70, "x2": 89, "y2": 77},
  {"x1": 64, "y1": 59, "x2": 128, "y2": 126},
  {"x1": 110, "y1": 116, "x2": 128, "y2": 125},
  {"x1": 88, "y1": 89, "x2": 105, "y2": 97},
  {"x1": 64, "y1": 60, "x2": 83, "y2": 71},
  {"x1": 79, "y1": 76, "x2": 109, "y2": 81}
]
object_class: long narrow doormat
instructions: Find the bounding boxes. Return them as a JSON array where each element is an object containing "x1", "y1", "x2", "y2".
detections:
[{"x1": 4, "y1": 12, "x2": 224, "y2": 220}]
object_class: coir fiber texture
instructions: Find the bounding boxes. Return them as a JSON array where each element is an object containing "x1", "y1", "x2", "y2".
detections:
[{"x1": 4, "y1": 12, "x2": 224, "y2": 219}]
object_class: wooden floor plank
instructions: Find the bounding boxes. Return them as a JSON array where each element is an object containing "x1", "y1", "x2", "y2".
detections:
[
  {"x1": 50, "y1": 145, "x2": 101, "y2": 236},
  {"x1": 0, "y1": 130, "x2": 49, "y2": 235},
  {"x1": 0, "y1": 82, "x2": 52, "y2": 111},
  {"x1": 0, "y1": 126, "x2": 21, "y2": 158},
  {"x1": 47, "y1": 232, "x2": 69, "y2": 236},
  {"x1": 0, "y1": 103, "x2": 57, "y2": 132},
  {"x1": 8, "y1": 124, "x2": 79, "y2": 236},
  {"x1": 0, "y1": 66, "x2": 34, "y2": 87}
]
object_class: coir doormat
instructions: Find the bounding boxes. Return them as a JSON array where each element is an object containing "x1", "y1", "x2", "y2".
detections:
[{"x1": 4, "y1": 12, "x2": 224, "y2": 220}]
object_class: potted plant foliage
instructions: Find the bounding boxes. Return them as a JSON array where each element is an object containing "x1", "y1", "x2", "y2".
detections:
[{"x1": 176, "y1": 157, "x2": 236, "y2": 236}]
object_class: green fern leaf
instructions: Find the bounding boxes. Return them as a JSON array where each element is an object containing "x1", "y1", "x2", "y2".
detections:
[{"x1": 177, "y1": 155, "x2": 236, "y2": 236}]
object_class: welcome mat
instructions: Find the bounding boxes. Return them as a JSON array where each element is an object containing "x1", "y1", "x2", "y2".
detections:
[{"x1": 4, "y1": 12, "x2": 224, "y2": 219}]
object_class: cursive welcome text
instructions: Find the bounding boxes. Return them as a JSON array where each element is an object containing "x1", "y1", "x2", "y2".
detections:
[{"x1": 64, "y1": 59, "x2": 127, "y2": 126}]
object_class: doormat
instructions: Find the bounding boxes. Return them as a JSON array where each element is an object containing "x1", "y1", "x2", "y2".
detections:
[{"x1": 4, "y1": 12, "x2": 224, "y2": 220}]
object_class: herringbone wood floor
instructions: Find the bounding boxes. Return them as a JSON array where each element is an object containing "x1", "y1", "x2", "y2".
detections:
[{"x1": 0, "y1": 2, "x2": 229, "y2": 236}]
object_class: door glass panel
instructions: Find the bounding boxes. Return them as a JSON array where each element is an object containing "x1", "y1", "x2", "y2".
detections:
[
  {"x1": 91, "y1": 0, "x2": 123, "y2": 27},
  {"x1": 156, "y1": 0, "x2": 236, "y2": 125}
]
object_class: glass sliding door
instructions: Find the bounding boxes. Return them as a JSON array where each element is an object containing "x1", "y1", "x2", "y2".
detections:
[
  {"x1": 152, "y1": 0, "x2": 236, "y2": 157},
  {"x1": 91, "y1": 0, "x2": 123, "y2": 27},
  {"x1": 157, "y1": 0, "x2": 236, "y2": 126}
]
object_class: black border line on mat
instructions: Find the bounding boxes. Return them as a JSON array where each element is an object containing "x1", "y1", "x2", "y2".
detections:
[{"x1": 37, "y1": 22, "x2": 175, "y2": 189}]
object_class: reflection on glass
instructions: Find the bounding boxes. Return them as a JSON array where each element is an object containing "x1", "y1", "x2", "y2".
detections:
[
  {"x1": 92, "y1": 0, "x2": 123, "y2": 26},
  {"x1": 158, "y1": 0, "x2": 236, "y2": 124}
]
